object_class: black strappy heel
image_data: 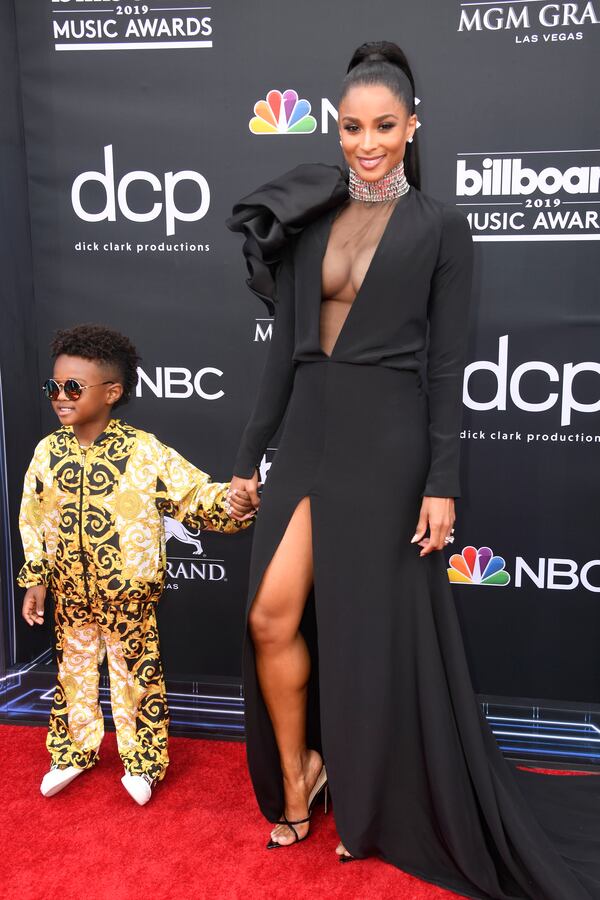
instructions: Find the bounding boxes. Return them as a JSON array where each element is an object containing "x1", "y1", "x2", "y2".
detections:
[
  {"x1": 266, "y1": 814, "x2": 311, "y2": 850},
  {"x1": 266, "y1": 766, "x2": 329, "y2": 849}
]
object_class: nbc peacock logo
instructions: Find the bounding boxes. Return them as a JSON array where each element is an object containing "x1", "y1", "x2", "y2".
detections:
[
  {"x1": 448, "y1": 546, "x2": 511, "y2": 587},
  {"x1": 249, "y1": 89, "x2": 317, "y2": 135}
]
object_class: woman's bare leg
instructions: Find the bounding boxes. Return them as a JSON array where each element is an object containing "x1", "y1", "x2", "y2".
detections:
[{"x1": 248, "y1": 497, "x2": 323, "y2": 845}]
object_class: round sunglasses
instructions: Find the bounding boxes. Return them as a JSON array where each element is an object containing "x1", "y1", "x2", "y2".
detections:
[{"x1": 42, "y1": 379, "x2": 115, "y2": 401}]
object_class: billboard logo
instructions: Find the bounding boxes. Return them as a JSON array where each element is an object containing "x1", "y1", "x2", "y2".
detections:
[
  {"x1": 448, "y1": 546, "x2": 511, "y2": 586},
  {"x1": 51, "y1": 3, "x2": 213, "y2": 53},
  {"x1": 250, "y1": 90, "x2": 317, "y2": 134},
  {"x1": 457, "y1": 158, "x2": 600, "y2": 197},
  {"x1": 456, "y1": 150, "x2": 600, "y2": 241}
]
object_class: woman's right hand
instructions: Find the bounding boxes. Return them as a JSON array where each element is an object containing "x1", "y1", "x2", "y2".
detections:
[{"x1": 228, "y1": 473, "x2": 261, "y2": 520}]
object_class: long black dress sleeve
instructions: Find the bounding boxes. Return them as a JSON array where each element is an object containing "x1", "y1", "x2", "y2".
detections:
[
  {"x1": 233, "y1": 248, "x2": 296, "y2": 479},
  {"x1": 423, "y1": 206, "x2": 473, "y2": 498}
]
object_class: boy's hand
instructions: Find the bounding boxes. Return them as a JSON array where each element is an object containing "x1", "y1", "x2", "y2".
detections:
[
  {"x1": 22, "y1": 584, "x2": 46, "y2": 625},
  {"x1": 22, "y1": 585, "x2": 47, "y2": 626},
  {"x1": 226, "y1": 486, "x2": 256, "y2": 520},
  {"x1": 227, "y1": 475, "x2": 260, "y2": 521}
]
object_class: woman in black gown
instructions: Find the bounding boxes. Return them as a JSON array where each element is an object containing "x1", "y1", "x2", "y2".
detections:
[{"x1": 227, "y1": 42, "x2": 600, "y2": 900}]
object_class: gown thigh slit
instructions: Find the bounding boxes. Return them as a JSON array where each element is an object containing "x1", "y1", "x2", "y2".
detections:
[
  {"x1": 229, "y1": 165, "x2": 600, "y2": 900},
  {"x1": 247, "y1": 497, "x2": 313, "y2": 632}
]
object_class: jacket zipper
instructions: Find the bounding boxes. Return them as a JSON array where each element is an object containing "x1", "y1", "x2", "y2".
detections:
[{"x1": 78, "y1": 447, "x2": 90, "y2": 601}]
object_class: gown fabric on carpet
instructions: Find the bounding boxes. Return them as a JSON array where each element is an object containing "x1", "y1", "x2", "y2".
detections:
[{"x1": 227, "y1": 164, "x2": 600, "y2": 900}]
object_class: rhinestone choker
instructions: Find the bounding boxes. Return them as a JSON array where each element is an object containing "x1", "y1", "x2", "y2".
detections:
[{"x1": 348, "y1": 160, "x2": 410, "y2": 203}]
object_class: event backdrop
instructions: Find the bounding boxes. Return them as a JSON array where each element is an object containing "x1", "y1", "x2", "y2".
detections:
[{"x1": 1, "y1": 1, "x2": 599, "y2": 759}]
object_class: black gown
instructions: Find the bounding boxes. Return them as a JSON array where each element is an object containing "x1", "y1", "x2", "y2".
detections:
[{"x1": 228, "y1": 164, "x2": 600, "y2": 900}]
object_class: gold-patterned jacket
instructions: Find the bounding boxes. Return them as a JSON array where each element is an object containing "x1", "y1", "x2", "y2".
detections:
[{"x1": 18, "y1": 419, "x2": 246, "y2": 604}]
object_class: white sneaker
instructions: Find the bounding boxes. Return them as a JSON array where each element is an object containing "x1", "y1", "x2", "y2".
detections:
[
  {"x1": 121, "y1": 770, "x2": 153, "y2": 806},
  {"x1": 40, "y1": 765, "x2": 84, "y2": 797}
]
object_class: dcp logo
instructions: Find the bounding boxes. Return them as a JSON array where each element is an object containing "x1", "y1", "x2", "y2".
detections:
[
  {"x1": 71, "y1": 145, "x2": 210, "y2": 236},
  {"x1": 463, "y1": 335, "x2": 600, "y2": 425}
]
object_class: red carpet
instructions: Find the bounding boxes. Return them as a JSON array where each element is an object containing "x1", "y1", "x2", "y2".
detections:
[{"x1": 1, "y1": 724, "x2": 463, "y2": 900}]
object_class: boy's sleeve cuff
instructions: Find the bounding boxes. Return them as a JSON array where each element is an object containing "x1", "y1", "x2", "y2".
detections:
[
  {"x1": 17, "y1": 560, "x2": 50, "y2": 588},
  {"x1": 203, "y1": 483, "x2": 251, "y2": 533}
]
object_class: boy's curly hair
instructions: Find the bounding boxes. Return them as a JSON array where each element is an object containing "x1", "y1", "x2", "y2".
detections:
[{"x1": 51, "y1": 324, "x2": 140, "y2": 408}]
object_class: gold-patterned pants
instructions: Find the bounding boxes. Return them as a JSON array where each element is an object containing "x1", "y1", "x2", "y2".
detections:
[{"x1": 47, "y1": 598, "x2": 169, "y2": 781}]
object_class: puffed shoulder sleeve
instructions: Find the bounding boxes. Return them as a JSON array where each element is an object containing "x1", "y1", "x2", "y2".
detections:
[
  {"x1": 424, "y1": 205, "x2": 473, "y2": 498},
  {"x1": 227, "y1": 163, "x2": 348, "y2": 314},
  {"x1": 232, "y1": 245, "x2": 296, "y2": 478}
]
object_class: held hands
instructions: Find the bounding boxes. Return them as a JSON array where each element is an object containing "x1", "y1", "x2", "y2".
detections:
[
  {"x1": 411, "y1": 497, "x2": 455, "y2": 558},
  {"x1": 226, "y1": 473, "x2": 261, "y2": 521},
  {"x1": 224, "y1": 482, "x2": 256, "y2": 520},
  {"x1": 22, "y1": 585, "x2": 47, "y2": 626}
]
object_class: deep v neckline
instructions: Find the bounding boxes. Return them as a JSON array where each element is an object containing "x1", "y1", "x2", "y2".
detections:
[{"x1": 318, "y1": 192, "x2": 408, "y2": 359}]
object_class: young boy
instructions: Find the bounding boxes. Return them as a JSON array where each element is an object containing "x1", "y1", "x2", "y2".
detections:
[{"x1": 18, "y1": 324, "x2": 254, "y2": 805}]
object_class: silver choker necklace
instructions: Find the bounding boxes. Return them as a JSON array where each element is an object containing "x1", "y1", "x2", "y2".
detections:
[{"x1": 348, "y1": 160, "x2": 410, "y2": 203}]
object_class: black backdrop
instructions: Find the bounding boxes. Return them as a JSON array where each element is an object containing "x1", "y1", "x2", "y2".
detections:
[{"x1": 1, "y1": 1, "x2": 599, "y2": 758}]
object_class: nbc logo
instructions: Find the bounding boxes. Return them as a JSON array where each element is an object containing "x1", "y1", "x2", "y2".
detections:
[
  {"x1": 250, "y1": 89, "x2": 317, "y2": 134},
  {"x1": 448, "y1": 546, "x2": 511, "y2": 586},
  {"x1": 449, "y1": 546, "x2": 600, "y2": 593}
]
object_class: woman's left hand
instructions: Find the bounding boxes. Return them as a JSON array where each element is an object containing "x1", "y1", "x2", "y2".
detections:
[
  {"x1": 411, "y1": 497, "x2": 455, "y2": 557},
  {"x1": 225, "y1": 486, "x2": 256, "y2": 520}
]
